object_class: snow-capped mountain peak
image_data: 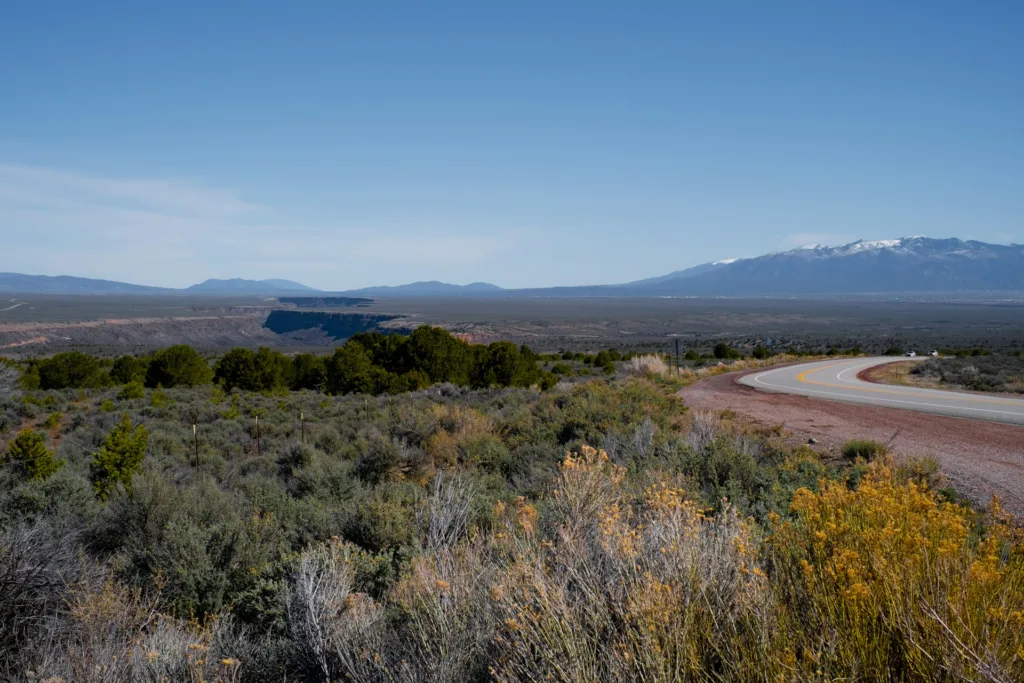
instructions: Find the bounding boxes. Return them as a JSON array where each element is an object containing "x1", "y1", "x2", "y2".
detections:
[
  {"x1": 786, "y1": 236, "x2": 949, "y2": 259},
  {"x1": 631, "y1": 236, "x2": 1023, "y2": 295}
]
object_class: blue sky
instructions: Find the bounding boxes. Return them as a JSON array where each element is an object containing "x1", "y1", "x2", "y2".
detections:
[{"x1": 1, "y1": 1, "x2": 1021, "y2": 290}]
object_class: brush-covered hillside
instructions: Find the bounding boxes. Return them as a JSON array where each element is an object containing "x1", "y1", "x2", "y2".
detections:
[{"x1": 0, "y1": 346, "x2": 1022, "y2": 682}]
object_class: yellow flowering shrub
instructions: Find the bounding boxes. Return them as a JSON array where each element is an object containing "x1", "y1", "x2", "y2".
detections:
[{"x1": 772, "y1": 460, "x2": 1024, "y2": 681}]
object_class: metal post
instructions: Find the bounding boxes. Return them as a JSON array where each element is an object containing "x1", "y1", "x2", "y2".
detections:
[
  {"x1": 300, "y1": 411, "x2": 305, "y2": 444},
  {"x1": 255, "y1": 415, "x2": 260, "y2": 457},
  {"x1": 193, "y1": 423, "x2": 199, "y2": 467},
  {"x1": 675, "y1": 339, "x2": 680, "y2": 375}
]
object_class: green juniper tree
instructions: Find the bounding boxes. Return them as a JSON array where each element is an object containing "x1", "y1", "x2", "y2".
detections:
[
  {"x1": 146, "y1": 345, "x2": 213, "y2": 388},
  {"x1": 713, "y1": 342, "x2": 742, "y2": 360},
  {"x1": 5, "y1": 428, "x2": 64, "y2": 481},
  {"x1": 110, "y1": 354, "x2": 150, "y2": 384},
  {"x1": 117, "y1": 379, "x2": 146, "y2": 401},
  {"x1": 36, "y1": 351, "x2": 106, "y2": 390},
  {"x1": 214, "y1": 348, "x2": 259, "y2": 391},
  {"x1": 91, "y1": 414, "x2": 149, "y2": 500}
]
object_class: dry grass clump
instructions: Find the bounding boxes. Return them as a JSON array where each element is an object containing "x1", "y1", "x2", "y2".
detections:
[
  {"x1": 686, "y1": 410, "x2": 722, "y2": 452},
  {"x1": 15, "y1": 574, "x2": 253, "y2": 683},
  {"x1": 286, "y1": 538, "x2": 385, "y2": 682},
  {"x1": 673, "y1": 352, "x2": 811, "y2": 384},
  {"x1": 491, "y1": 446, "x2": 774, "y2": 682},
  {"x1": 626, "y1": 354, "x2": 669, "y2": 377},
  {"x1": 421, "y1": 404, "x2": 495, "y2": 471}
]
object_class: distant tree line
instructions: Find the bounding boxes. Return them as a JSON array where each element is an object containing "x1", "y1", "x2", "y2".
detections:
[{"x1": 17, "y1": 327, "x2": 557, "y2": 395}]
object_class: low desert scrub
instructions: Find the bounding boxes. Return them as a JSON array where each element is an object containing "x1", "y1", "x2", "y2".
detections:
[
  {"x1": 43, "y1": 582, "x2": 254, "y2": 683},
  {"x1": 0, "y1": 362, "x2": 19, "y2": 402},
  {"x1": 286, "y1": 472, "x2": 495, "y2": 683},
  {"x1": 3, "y1": 375, "x2": 1022, "y2": 680},
  {"x1": 913, "y1": 355, "x2": 1024, "y2": 394},
  {"x1": 0, "y1": 530, "x2": 256, "y2": 682},
  {"x1": 289, "y1": 449, "x2": 1023, "y2": 682}
]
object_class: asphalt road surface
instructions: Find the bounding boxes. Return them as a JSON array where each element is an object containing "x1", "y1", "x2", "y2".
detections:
[{"x1": 739, "y1": 357, "x2": 1024, "y2": 426}]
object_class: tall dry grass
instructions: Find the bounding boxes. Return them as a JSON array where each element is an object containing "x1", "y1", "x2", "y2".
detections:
[
  {"x1": 629, "y1": 352, "x2": 842, "y2": 385},
  {"x1": 490, "y1": 446, "x2": 775, "y2": 682},
  {"x1": 12, "y1": 573, "x2": 253, "y2": 682},
  {"x1": 625, "y1": 354, "x2": 669, "y2": 377}
]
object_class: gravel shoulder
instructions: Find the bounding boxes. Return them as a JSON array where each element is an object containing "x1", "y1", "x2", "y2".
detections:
[{"x1": 681, "y1": 368, "x2": 1024, "y2": 515}]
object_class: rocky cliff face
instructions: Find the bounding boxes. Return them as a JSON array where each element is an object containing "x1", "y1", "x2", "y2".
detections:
[
  {"x1": 0, "y1": 309, "x2": 407, "y2": 355},
  {"x1": 263, "y1": 311, "x2": 400, "y2": 341}
]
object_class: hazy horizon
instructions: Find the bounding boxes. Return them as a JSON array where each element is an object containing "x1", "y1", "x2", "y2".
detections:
[{"x1": 5, "y1": 233, "x2": 1024, "y2": 293}]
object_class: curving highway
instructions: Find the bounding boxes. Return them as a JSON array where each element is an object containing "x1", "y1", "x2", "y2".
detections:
[{"x1": 739, "y1": 357, "x2": 1024, "y2": 426}]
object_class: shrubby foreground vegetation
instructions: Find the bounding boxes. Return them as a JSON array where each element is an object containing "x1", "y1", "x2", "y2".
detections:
[
  {"x1": 1, "y1": 345, "x2": 1022, "y2": 681},
  {"x1": 913, "y1": 353, "x2": 1024, "y2": 394}
]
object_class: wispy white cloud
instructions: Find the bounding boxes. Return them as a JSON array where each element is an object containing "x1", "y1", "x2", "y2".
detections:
[
  {"x1": 0, "y1": 164, "x2": 256, "y2": 219},
  {"x1": 0, "y1": 163, "x2": 510, "y2": 289}
]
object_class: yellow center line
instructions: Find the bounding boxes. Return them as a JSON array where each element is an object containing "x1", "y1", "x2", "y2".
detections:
[{"x1": 795, "y1": 361, "x2": 1024, "y2": 408}]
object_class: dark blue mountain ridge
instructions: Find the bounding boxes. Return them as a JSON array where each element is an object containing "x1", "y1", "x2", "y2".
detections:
[
  {"x1": 636, "y1": 237, "x2": 1024, "y2": 295},
  {"x1": 338, "y1": 281, "x2": 505, "y2": 296},
  {"x1": 186, "y1": 278, "x2": 319, "y2": 294},
  {"x1": 0, "y1": 273, "x2": 171, "y2": 294}
]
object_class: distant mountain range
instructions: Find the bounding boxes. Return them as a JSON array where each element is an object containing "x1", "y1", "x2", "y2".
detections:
[
  {"x1": 0, "y1": 274, "x2": 320, "y2": 296},
  {"x1": 339, "y1": 281, "x2": 504, "y2": 296},
  {"x1": 333, "y1": 237, "x2": 1024, "y2": 297},
  {"x1": 186, "y1": 278, "x2": 317, "y2": 294},
  {"x1": 3, "y1": 237, "x2": 1022, "y2": 298},
  {"x1": 628, "y1": 237, "x2": 1024, "y2": 296},
  {"x1": 0, "y1": 273, "x2": 168, "y2": 295}
]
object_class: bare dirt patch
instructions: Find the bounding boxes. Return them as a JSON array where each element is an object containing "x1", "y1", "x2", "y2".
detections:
[
  {"x1": 681, "y1": 369, "x2": 1024, "y2": 515},
  {"x1": 858, "y1": 360, "x2": 933, "y2": 388}
]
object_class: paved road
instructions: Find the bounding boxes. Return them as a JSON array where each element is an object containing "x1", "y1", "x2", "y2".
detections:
[{"x1": 738, "y1": 357, "x2": 1024, "y2": 426}]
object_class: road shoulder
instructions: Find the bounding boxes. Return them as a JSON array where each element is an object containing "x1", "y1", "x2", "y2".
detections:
[{"x1": 680, "y1": 368, "x2": 1024, "y2": 516}]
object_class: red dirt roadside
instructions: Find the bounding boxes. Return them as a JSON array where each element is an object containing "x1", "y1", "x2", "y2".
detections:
[{"x1": 680, "y1": 368, "x2": 1024, "y2": 516}]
